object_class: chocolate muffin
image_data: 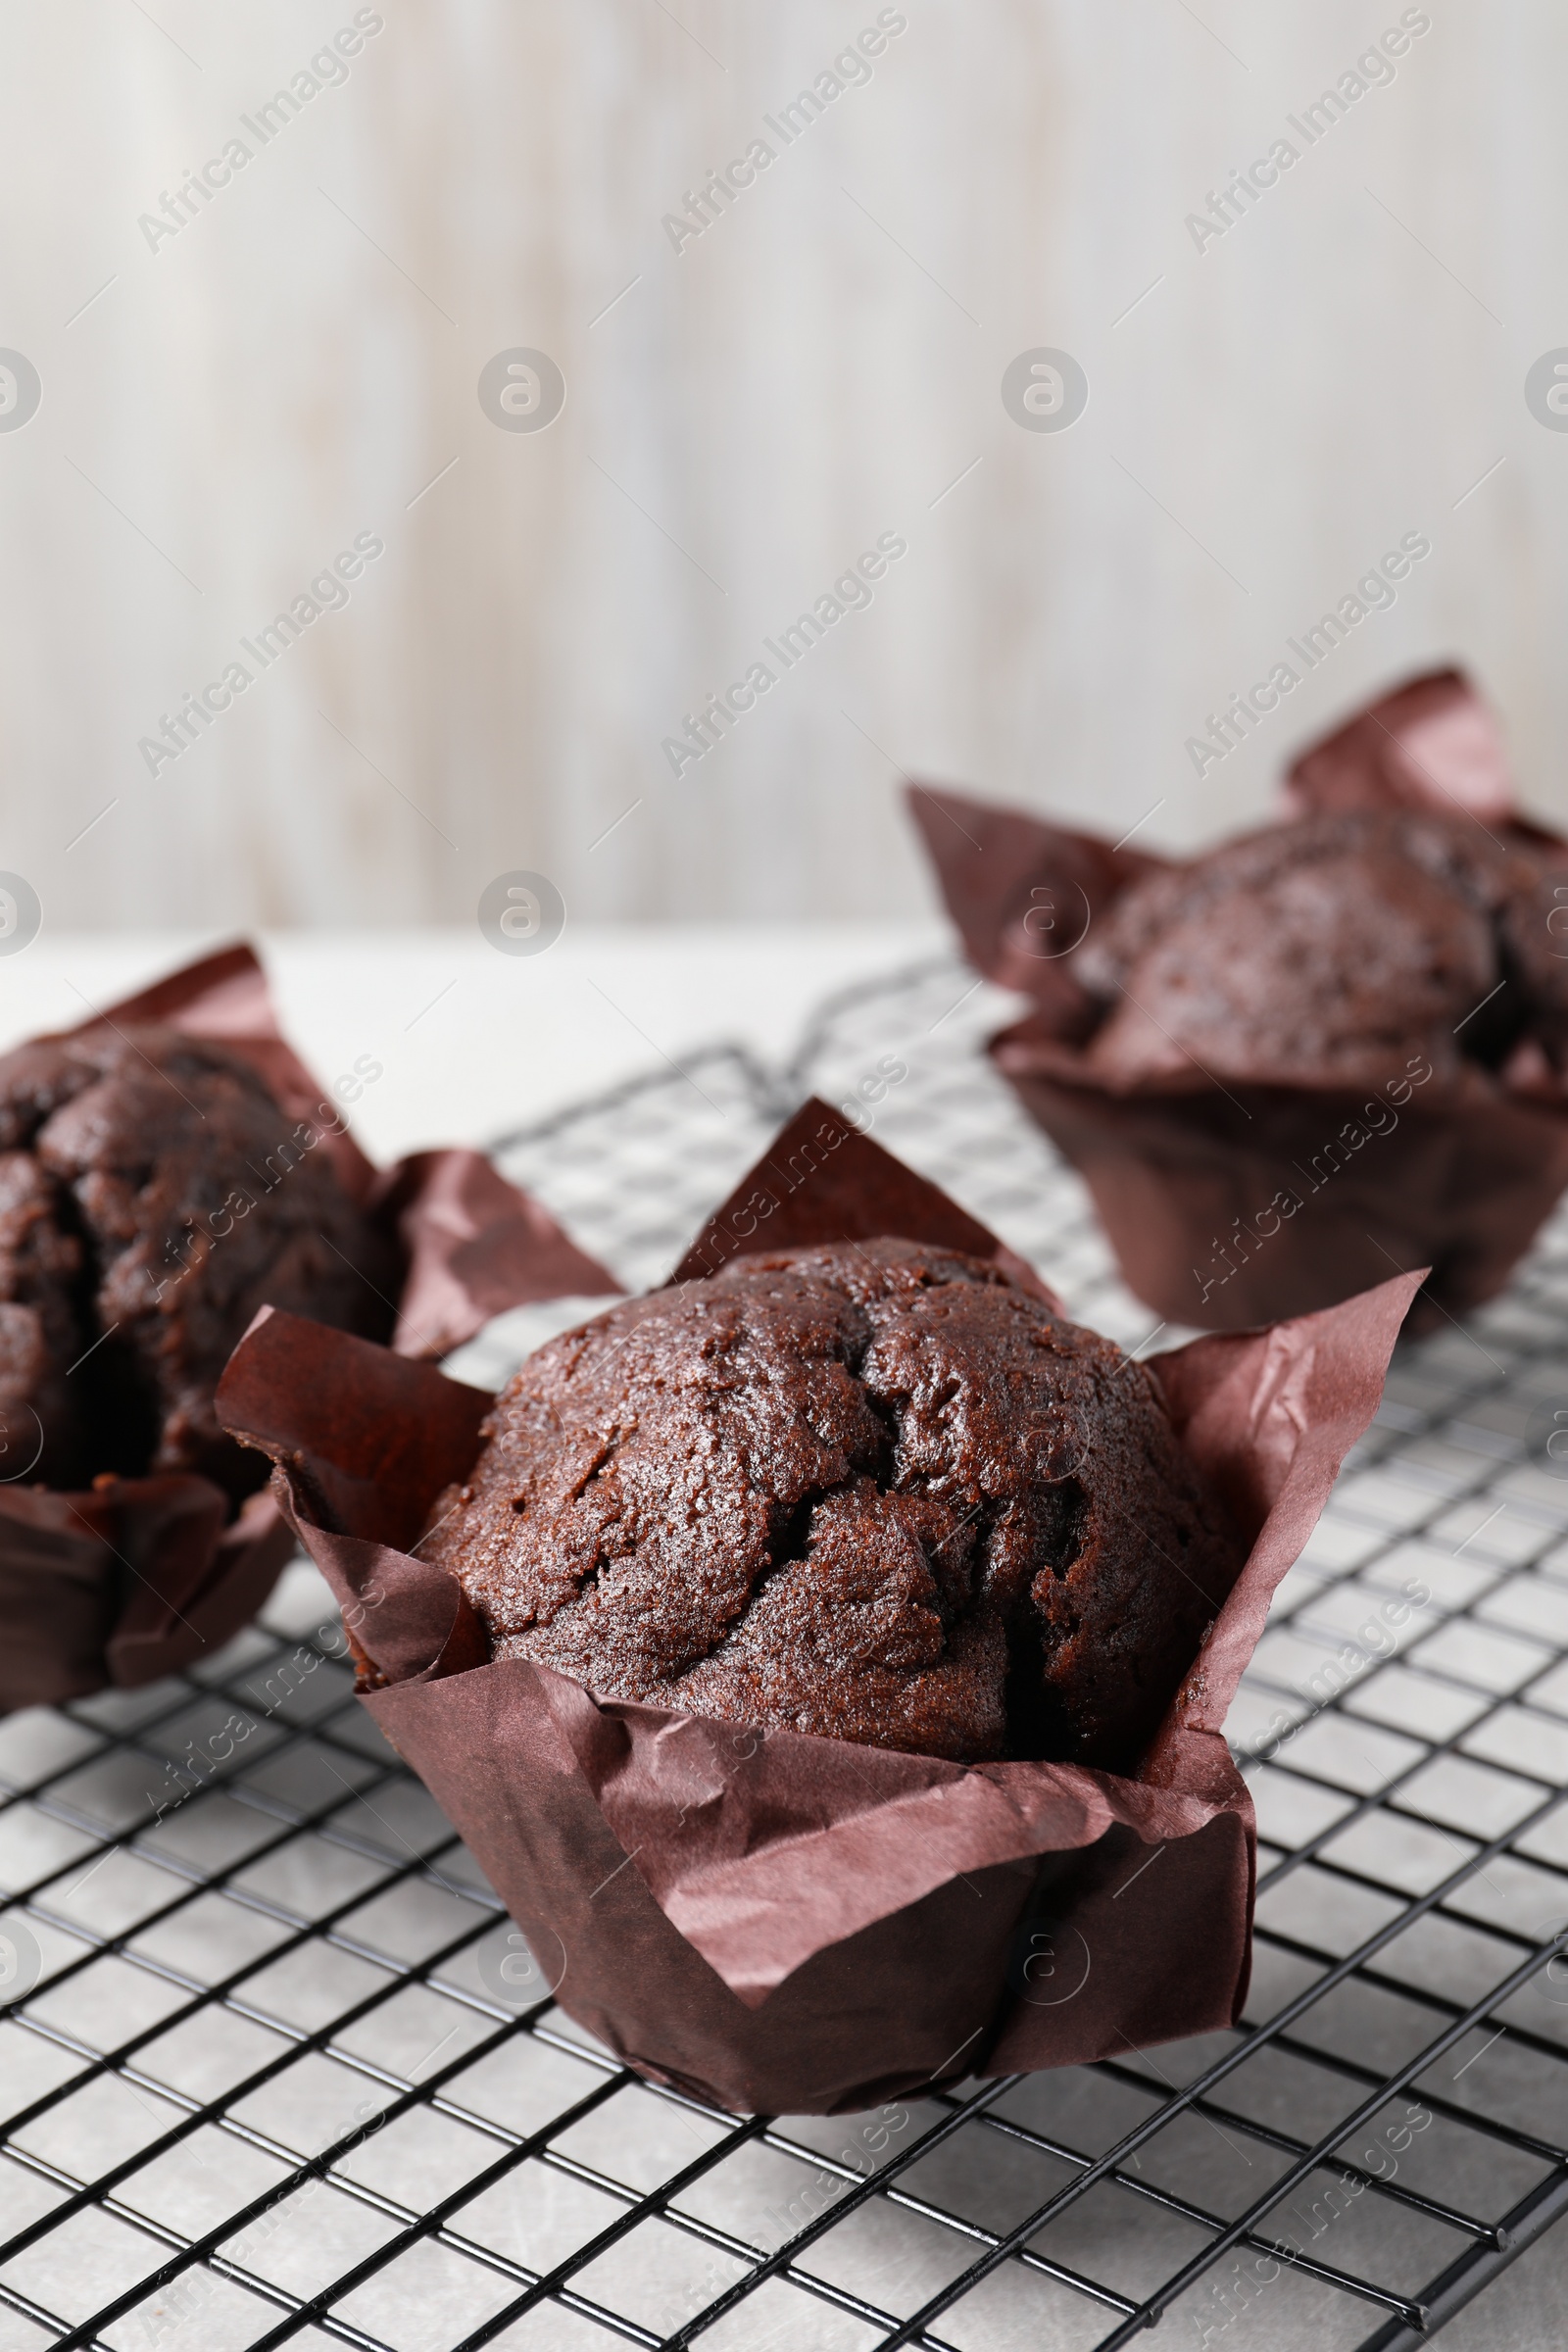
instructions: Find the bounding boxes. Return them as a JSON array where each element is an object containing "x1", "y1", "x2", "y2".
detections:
[
  {"x1": 0, "y1": 1026, "x2": 396, "y2": 1498},
  {"x1": 1075, "y1": 807, "x2": 1542, "y2": 1088},
  {"x1": 423, "y1": 1240, "x2": 1242, "y2": 1768}
]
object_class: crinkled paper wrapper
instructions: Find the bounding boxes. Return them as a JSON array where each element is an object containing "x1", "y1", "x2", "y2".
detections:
[
  {"x1": 0, "y1": 945, "x2": 617, "y2": 1716},
  {"x1": 911, "y1": 668, "x2": 1568, "y2": 1333},
  {"x1": 217, "y1": 1100, "x2": 1415, "y2": 2116}
]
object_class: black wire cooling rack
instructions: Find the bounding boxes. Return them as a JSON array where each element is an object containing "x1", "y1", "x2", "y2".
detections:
[{"x1": 2, "y1": 954, "x2": 1567, "y2": 2352}]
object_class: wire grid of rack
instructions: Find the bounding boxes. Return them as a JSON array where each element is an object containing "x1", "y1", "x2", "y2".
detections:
[{"x1": 2, "y1": 952, "x2": 1567, "y2": 2352}]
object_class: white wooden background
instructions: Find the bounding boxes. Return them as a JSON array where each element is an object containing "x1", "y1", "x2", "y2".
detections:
[{"x1": 2, "y1": 0, "x2": 1565, "y2": 933}]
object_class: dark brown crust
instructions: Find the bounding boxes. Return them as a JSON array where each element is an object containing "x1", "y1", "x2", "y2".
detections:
[
  {"x1": 0, "y1": 1027, "x2": 397, "y2": 1500},
  {"x1": 423, "y1": 1241, "x2": 1242, "y2": 1768},
  {"x1": 0, "y1": 1151, "x2": 88, "y2": 1488},
  {"x1": 1074, "y1": 808, "x2": 1540, "y2": 1088}
]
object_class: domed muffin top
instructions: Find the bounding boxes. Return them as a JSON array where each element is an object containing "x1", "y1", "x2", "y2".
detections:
[
  {"x1": 1074, "y1": 807, "x2": 1567, "y2": 1088},
  {"x1": 423, "y1": 1240, "x2": 1242, "y2": 1767}
]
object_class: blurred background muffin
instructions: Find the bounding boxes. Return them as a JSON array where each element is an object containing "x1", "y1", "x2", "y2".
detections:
[{"x1": 0, "y1": 1026, "x2": 395, "y2": 1496}]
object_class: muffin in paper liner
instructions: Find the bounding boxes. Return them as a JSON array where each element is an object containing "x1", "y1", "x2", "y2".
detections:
[
  {"x1": 909, "y1": 667, "x2": 1568, "y2": 1333},
  {"x1": 0, "y1": 943, "x2": 617, "y2": 1716},
  {"x1": 216, "y1": 1099, "x2": 1415, "y2": 2117}
]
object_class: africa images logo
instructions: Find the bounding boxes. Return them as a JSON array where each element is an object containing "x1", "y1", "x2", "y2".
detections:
[
  {"x1": 1184, "y1": 531, "x2": 1431, "y2": 777},
  {"x1": 661, "y1": 531, "x2": 907, "y2": 774},
  {"x1": 135, "y1": 12, "x2": 386, "y2": 253},
  {"x1": 136, "y1": 531, "x2": 384, "y2": 774},
  {"x1": 0, "y1": 351, "x2": 41, "y2": 432},
  {"x1": 1183, "y1": 11, "x2": 1432, "y2": 254},
  {"x1": 659, "y1": 10, "x2": 908, "y2": 255}
]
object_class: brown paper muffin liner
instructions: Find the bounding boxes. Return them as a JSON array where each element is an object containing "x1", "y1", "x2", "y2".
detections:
[
  {"x1": 909, "y1": 667, "x2": 1568, "y2": 1332},
  {"x1": 0, "y1": 944, "x2": 617, "y2": 1715},
  {"x1": 216, "y1": 1101, "x2": 1416, "y2": 2116}
]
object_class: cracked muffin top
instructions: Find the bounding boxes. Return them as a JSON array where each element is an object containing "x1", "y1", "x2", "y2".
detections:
[
  {"x1": 421, "y1": 1240, "x2": 1242, "y2": 1767},
  {"x1": 1074, "y1": 807, "x2": 1564, "y2": 1089},
  {"x1": 0, "y1": 1026, "x2": 395, "y2": 1498}
]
